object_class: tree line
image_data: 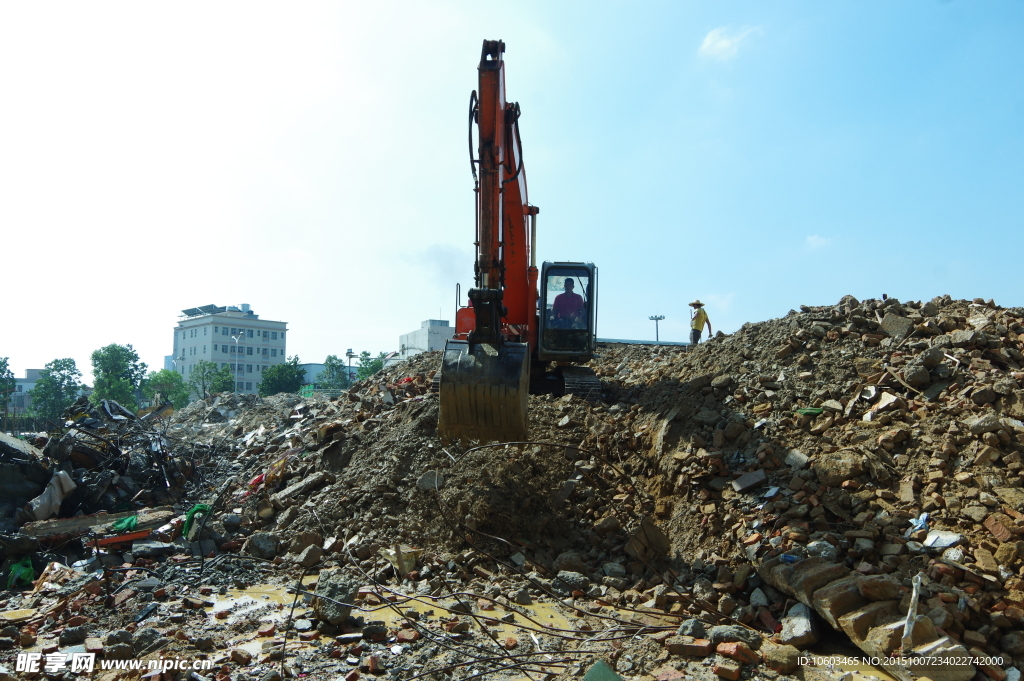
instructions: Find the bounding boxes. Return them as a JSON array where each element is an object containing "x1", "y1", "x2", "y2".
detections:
[{"x1": 1, "y1": 346, "x2": 391, "y2": 422}]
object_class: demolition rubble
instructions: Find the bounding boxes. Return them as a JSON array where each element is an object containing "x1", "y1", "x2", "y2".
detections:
[{"x1": 1, "y1": 294, "x2": 1024, "y2": 681}]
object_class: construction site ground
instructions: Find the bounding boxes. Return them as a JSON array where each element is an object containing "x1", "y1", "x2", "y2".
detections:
[{"x1": 1, "y1": 294, "x2": 1024, "y2": 681}]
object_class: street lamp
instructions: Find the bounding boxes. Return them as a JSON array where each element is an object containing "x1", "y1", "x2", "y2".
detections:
[
  {"x1": 346, "y1": 349, "x2": 356, "y2": 388},
  {"x1": 232, "y1": 332, "x2": 245, "y2": 392},
  {"x1": 649, "y1": 315, "x2": 665, "y2": 342}
]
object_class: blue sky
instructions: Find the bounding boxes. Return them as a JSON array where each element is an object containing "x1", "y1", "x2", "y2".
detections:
[{"x1": 2, "y1": 1, "x2": 1022, "y2": 380}]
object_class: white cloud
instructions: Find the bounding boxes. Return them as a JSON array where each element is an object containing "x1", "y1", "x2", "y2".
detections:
[
  {"x1": 805, "y1": 235, "x2": 832, "y2": 250},
  {"x1": 698, "y1": 27, "x2": 759, "y2": 61}
]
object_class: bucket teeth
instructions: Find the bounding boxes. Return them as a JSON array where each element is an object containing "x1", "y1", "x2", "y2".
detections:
[{"x1": 438, "y1": 339, "x2": 529, "y2": 444}]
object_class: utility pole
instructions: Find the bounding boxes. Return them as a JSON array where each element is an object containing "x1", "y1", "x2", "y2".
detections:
[{"x1": 649, "y1": 315, "x2": 665, "y2": 342}]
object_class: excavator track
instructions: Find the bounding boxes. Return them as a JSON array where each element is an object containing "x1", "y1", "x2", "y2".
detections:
[{"x1": 560, "y1": 366, "x2": 603, "y2": 401}]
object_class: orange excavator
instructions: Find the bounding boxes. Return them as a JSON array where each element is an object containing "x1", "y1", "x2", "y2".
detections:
[{"x1": 438, "y1": 40, "x2": 601, "y2": 443}]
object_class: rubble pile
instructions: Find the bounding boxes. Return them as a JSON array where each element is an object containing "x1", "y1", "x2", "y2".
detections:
[
  {"x1": 564, "y1": 295, "x2": 1024, "y2": 681},
  {"x1": 1, "y1": 294, "x2": 1023, "y2": 681}
]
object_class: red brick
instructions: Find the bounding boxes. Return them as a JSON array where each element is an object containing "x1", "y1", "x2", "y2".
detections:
[
  {"x1": 396, "y1": 629, "x2": 420, "y2": 643},
  {"x1": 112, "y1": 589, "x2": 137, "y2": 607},
  {"x1": 665, "y1": 636, "x2": 712, "y2": 656},
  {"x1": 984, "y1": 515, "x2": 1013, "y2": 543},
  {"x1": 716, "y1": 641, "x2": 759, "y2": 664}
]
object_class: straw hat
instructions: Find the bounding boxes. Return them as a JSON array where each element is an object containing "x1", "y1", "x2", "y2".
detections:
[{"x1": 689, "y1": 300, "x2": 704, "y2": 308}]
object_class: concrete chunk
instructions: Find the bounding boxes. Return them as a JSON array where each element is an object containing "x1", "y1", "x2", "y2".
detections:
[
  {"x1": 838, "y1": 600, "x2": 899, "y2": 643},
  {"x1": 880, "y1": 313, "x2": 913, "y2": 340},
  {"x1": 789, "y1": 560, "x2": 851, "y2": 607},
  {"x1": 270, "y1": 471, "x2": 334, "y2": 506},
  {"x1": 812, "y1": 576, "x2": 867, "y2": 629},
  {"x1": 731, "y1": 469, "x2": 766, "y2": 493},
  {"x1": 779, "y1": 603, "x2": 818, "y2": 648}
]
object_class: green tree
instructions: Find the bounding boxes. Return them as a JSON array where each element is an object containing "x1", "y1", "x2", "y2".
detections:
[
  {"x1": 29, "y1": 358, "x2": 82, "y2": 422},
  {"x1": 212, "y1": 364, "x2": 236, "y2": 393},
  {"x1": 143, "y1": 369, "x2": 191, "y2": 409},
  {"x1": 0, "y1": 357, "x2": 14, "y2": 417},
  {"x1": 188, "y1": 361, "x2": 236, "y2": 398},
  {"x1": 356, "y1": 351, "x2": 388, "y2": 381},
  {"x1": 90, "y1": 344, "x2": 147, "y2": 409},
  {"x1": 258, "y1": 356, "x2": 306, "y2": 396},
  {"x1": 319, "y1": 354, "x2": 351, "y2": 390}
]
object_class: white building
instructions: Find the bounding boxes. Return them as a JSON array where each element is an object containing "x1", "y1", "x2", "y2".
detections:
[
  {"x1": 398, "y1": 320, "x2": 454, "y2": 360},
  {"x1": 174, "y1": 304, "x2": 288, "y2": 394},
  {"x1": 7, "y1": 369, "x2": 42, "y2": 414}
]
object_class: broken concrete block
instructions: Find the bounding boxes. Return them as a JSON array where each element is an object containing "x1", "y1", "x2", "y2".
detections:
[
  {"x1": 789, "y1": 560, "x2": 851, "y2": 607},
  {"x1": 270, "y1": 471, "x2": 334, "y2": 506},
  {"x1": 812, "y1": 576, "x2": 867, "y2": 629},
  {"x1": 858, "y1": 575, "x2": 902, "y2": 601},
  {"x1": 761, "y1": 642, "x2": 800, "y2": 674},
  {"x1": 242, "y1": 532, "x2": 281, "y2": 559},
  {"x1": 313, "y1": 568, "x2": 360, "y2": 625},
  {"x1": 837, "y1": 600, "x2": 899, "y2": 642},
  {"x1": 779, "y1": 603, "x2": 818, "y2": 648},
  {"x1": 812, "y1": 449, "x2": 865, "y2": 487},
  {"x1": 880, "y1": 313, "x2": 913, "y2": 339},
  {"x1": 625, "y1": 517, "x2": 670, "y2": 560},
  {"x1": 731, "y1": 469, "x2": 766, "y2": 493}
]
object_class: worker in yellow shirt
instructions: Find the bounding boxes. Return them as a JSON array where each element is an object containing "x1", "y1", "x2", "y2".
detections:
[{"x1": 689, "y1": 300, "x2": 712, "y2": 345}]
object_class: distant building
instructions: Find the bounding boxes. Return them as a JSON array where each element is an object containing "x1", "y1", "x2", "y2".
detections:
[
  {"x1": 299, "y1": 363, "x2": 359, "y2": 388},
  {"x1": 174, "y1": 304, "x2": 288, "y2": 395},
  {"x1": 299, "y1": 363, "x2": 325, "y2": 385},
  {"x1": 398, "y1": 320, "x2": 454, "y2": 360},
  {"x1": 7, "y1": 369, "x2": 42, "y2": 414}
]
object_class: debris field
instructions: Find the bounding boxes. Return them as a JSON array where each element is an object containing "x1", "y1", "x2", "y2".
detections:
[{"x1": 1, "y1": 294, "x2": 1023, "y2": 681}]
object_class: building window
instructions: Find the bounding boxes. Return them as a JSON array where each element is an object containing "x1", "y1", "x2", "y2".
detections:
[
  {"x1": 246, "y1": 382, "x2": 252, "y2": 390},
  {"x1": 271, "y1": 332, "x2": 278, "y2": 340},
  {"x1": 229, "y1": 346, "x2": 235, "y2": 355},
  {"x1": 246, "y1": 347, "x2": 253, "y2": 355},
  {"x1": 203, "y1": 345, "x2": 206, "y2": 354},
  {"x1": 237, "y1": 381, "x2": 244, "y2": 391},
  {"x1": 223, "y1": 327, "x2": 228, "y2": 336},
  {"x1": 281, "y1": 332, "x2": 285, "y2": 340},
  {"x1": 246, "y1": 364, "x2": 252, "y2": 373},
  {"x1": 271, "y1": 349, "x2": 277, "y2": 357},
  {"x1": 222, "y1": 363, "x2": 227, "y2": 369},
  {"x1": 247, "y1": 329, "x2": 253, "y2": 338},
  {"x1": 262, "y1": 348, "x2": 268, "y2": 356},
  {"x1": 215, "y1": 326, "x2": 219, "y2": 333},
  {"x1": 204, "y1": 327, "x2": 207, "y2": 335}
]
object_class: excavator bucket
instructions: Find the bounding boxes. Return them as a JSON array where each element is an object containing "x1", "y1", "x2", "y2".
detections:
[{"x1": 438, "y1": 339, "x2": 529, "y2": 444}]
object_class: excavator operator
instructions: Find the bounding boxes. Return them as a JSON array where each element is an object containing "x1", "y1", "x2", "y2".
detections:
[{"x1": 552, "y1": 278, "x2": 585, "y2": 328}]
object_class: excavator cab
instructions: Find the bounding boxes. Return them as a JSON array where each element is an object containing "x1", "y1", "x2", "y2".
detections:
[{"x1": 537, "y1": 261, "x2": 598, "y2": 362}]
